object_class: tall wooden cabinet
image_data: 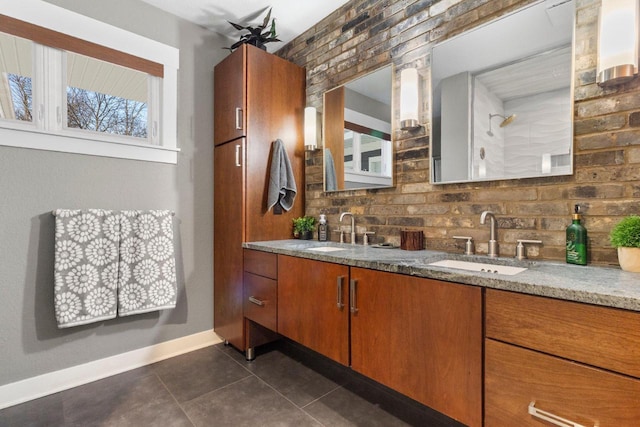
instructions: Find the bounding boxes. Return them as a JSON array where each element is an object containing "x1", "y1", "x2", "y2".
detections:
[{"x1": 213, "y1": 44, "x2": 305, "y2": 351}]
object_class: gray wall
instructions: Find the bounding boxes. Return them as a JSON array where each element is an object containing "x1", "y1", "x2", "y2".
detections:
[{"x1": 0, "y1": 0, "x2": 229, "y2": 386}]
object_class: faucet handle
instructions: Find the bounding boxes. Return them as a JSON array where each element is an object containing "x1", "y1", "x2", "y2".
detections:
[
  {"x1": 515, "y1": 239, "x2": 542, "y2": 260},
  {"x1": 363, "y1": 231, "x2": 376, "y2": 246},
  {"x1": 453, "y1": 236, "x2": 475, "y2": 255},
  {"x1": 334, "y1": 229, "x2": 344, "y2": 243}
]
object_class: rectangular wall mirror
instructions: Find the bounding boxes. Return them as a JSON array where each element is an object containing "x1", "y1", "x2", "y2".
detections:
[
  {"x1": 323, "y1": 65, "x2": 394, "y2": 192},
  {"x1": 430, "y1": 0, "x2": 575, "y2": 184}
]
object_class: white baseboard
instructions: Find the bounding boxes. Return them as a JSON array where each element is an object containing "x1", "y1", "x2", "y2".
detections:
[{"x1": 0, "y1": 330, "x2": 223, "y2": 410}]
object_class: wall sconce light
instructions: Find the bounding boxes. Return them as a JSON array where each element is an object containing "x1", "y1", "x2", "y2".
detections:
[
  {"x1": 597, "y1": 0, "x2": 639, "y2": 87},
  {"x1": 304, "y1": 106, "x2": 317, "y2": 151},
  {"x1": 400, "y1": 68, "x2": 420, "y2": 130}
]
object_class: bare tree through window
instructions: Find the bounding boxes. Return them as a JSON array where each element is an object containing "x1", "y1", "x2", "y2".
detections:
[
  {"x1": 66, "y1": 87, "x2": 147, "y2": 138},
  {"x1": 8, "y1": 74, "x2": 33, "y2": 121}
]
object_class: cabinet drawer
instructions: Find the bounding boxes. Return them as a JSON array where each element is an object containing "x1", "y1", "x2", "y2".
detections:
[
  {"x1": 485, "y1": 339, "x2": 640, "y2": 426},
  {"x1": 243, "y1": 272, "x2": 277, "y2": 331},
  {"x1": 243, "y1": 249, "x2": 277, "y2": 279},
  {"x1": 486, "y1": 289, "x2": 640, "y2": 378}
]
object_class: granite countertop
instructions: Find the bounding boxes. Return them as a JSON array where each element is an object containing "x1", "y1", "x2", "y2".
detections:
[{"x1": 243, "y1": 239, "x2": 640, "y2": 312}]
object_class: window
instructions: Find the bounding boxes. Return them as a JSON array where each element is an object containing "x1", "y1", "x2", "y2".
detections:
[
  {"x1": 0, "y1": 32, "x2": 33, "y2": 123},
  {"x1": 343, "y1": 121, "x2": 392, "y2": 188},
  {"x1": 66, "y1": 52, "x2": 149, "y2": 139},
  {"x1": 0, "y1": 5, "x2": 179, "y2": 163}
]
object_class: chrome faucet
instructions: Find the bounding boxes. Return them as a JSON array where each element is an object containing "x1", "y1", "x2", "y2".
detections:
[
  {"x1": 339, "y1": 212, "x2": 356, "y2": 244},
  {"x1": 480, "y1": 211, "x2": 499, "y2": 257}
]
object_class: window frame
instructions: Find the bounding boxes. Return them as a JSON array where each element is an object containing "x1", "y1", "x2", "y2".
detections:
[{"x1": 0, "y1": 3, "x2": 179, "y2": 164}]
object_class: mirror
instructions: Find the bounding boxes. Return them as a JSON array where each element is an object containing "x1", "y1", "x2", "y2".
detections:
[
  {"x1": 323, "y1": 65, "x2": 393, "y2": 191},
  {"x1": 430, "y1": 0, "x2": 575, "y2": 184}
]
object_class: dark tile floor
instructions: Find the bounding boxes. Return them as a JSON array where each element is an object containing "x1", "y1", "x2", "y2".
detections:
[{"x1": 0, "y1": 340, "x2": 464, "y2": 426}]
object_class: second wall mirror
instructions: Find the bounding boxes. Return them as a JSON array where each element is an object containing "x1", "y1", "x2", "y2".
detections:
[
  {"x1": 430, "y1": 0, "x2": 575, "y2": 184},
  {"x1": 323, "y1": 65, "x2": 394, "y2": 192}
]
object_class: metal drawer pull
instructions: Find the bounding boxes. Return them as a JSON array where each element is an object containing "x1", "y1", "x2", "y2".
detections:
[
  {"x1": 248, "y1": 296, "x2": 264, "y2": 306},
  {"x1": 235, "y1": 107, "x2": 243, "y2": 130},
  {"x1": 528, "y1": 402, "x2": 587, "y2": 427},
  {"x1": 349, "y1": 279, "x2": 358, "y2": 313},
  {"x1": 336, "y1": 276, "x2": 345, "y2": 309},
  {"x1": 235, "y1": 144, "x2": 242, "y2": 167}
]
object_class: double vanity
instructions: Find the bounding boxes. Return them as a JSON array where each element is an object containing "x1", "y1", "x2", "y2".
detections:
[{"x1": 242, "y1": 240, "x2": 640, "y2": 427}]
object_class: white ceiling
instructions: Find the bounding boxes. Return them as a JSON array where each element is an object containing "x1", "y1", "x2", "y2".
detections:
[{"x1": 139, "y1": 0, "x2": 350, "y2": 50}]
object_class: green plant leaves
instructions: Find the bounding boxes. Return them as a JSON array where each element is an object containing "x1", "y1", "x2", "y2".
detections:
[
  {"x1": 225, "y1": 8, "x2": 280, "y2": 52},
  {"x1": 610, "y1": 215, "x2": 640, "y2": 248}
]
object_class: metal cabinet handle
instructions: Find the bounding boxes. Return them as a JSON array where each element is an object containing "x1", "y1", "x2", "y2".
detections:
[
  {"x1": 336, "y1": 276, "x2": 345, "y2": 309},
  {"x1": 248, "y1": 296, "x2": 264, "y2": 306},
  {"x1": 235, "y1": 107, "x2": 243, "y2": 130},
  {"x1": 528, "y1": 402, "x2": 588, "y2": 427},
  {"x1": 235, "y1": 144, "x2": 242, "y2": 167},
  {"x1": 349, "y1": 279, "x2": 358, "y2": 313}
]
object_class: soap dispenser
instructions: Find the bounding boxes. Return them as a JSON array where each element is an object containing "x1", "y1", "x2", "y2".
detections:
[
  {"x1": 318, "y1": 214, "x2": 328, "y2": 241},
  {"x1": 566, "y1": 204, "x2": 587, "y2": 265}
]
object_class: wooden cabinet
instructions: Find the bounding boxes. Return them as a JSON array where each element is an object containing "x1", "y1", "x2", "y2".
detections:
[
  {"x1": 213, "y1": 140, "x2": 245, "y2": 348},
  {"x1": 213, "y1": 43, "x2": 245, "y2": 145},
  {"x1": 276, "y1": 258, "x2": 482, "y2": 427},
  {"x1": 485, "y1": 289, "x2": 640, "y2": 426},
  {"x1": 277, "y1": 255, "x2": 350, "y2": 365},
  {"x1": 213, "y1": 44, "x2": 305, "y2": 351},
  {"x1": 486, "y1": 288, "x2": 640, "y2": 378},
  {"x1": 243, "y1": 250, "x2": 277, "y2": 331},
  {"x1": 350, "y1": 268, "x2": 483, "y2": 427},
  {"x1": 486, "y1": 339, "x2": 640, "y2": 426},
  {"x1": 323, "y1": 86, "x2": 344, "y2": 190}
]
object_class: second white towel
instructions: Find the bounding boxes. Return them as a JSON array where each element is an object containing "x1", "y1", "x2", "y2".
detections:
[
  {"x1": 117, "y1": 210, "x2": 177, "y2": 316},
  {"x1": 54, "y1": 209, "x2": 119, "y2": 328}
]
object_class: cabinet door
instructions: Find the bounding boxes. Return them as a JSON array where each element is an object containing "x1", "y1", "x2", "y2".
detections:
[
  {"x1": 214, "y1": 45, "x2": 246, "y2": 145},
  {"x1": 350, "y1": 268, "x2": 483, "y2": 427},
  {"x1": 213, "y1": 140, "x2": 245, "y2": 349},
  {"x1": 486, "y1": 339, "x2": 640, "y2": 426},
  {"x1": 277, "y1": 255, "x2": 349, "y2": 365},
  {"x1": 244, "y1": 45, "x2": 305, "y2": 242}
]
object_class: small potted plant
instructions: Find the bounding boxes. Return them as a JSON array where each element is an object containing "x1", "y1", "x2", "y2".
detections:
[
  {"x1": 225, "y1": 8, "x2": 281, "y2": 52},
  {"x1": 610, "y1": 215, "x2": 640, "y2": 272},
  {"x1": 293, "y1": 216, "x2": 316, "y2": 240}
]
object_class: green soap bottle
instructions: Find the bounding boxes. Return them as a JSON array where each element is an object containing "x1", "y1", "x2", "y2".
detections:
[{"x1": 566, "y1": 204, "x2": 587, "y2": 265}]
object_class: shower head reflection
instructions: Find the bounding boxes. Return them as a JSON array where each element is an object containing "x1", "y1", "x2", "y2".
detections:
[{"x1": 487, "y1": 113, "x2": 516, "y2": 136}]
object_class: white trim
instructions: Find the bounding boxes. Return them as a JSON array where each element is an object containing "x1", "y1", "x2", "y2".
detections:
[
  {"x1": 0, "y1": 127, "x2": 179, "y2": 163},
  {"x1": 0, "y1": 330, "x2": 222, "y2": 410}
]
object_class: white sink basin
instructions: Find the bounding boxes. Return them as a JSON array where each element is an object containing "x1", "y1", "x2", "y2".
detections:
[
  {"x1": 306, "y1": 246, "x2": 347, "y2": 253},
  {"x1": 428, "y1": 259, "x2": 527, "y2": 276}
]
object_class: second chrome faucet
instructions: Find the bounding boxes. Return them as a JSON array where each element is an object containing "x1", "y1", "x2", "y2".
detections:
[
  {"x1": 339, "y1": 211, "x2": 356, "y2": 244},
  {"x1": 480, "y1": 211, "x2": 499, "y2": 257}
]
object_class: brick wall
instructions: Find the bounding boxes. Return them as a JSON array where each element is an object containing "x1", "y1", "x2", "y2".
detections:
[{"x1": 277, "y1": 0, "x2": 640, "y2": 266}]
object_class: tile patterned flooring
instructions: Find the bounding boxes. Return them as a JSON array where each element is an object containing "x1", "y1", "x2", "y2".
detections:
[{"x1": 0, "y1": 340, "x2": 464, "y2": 426}]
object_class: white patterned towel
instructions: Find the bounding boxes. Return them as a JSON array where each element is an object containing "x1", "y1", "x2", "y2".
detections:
[
  {"x1": 54, "y1": 209, "x2": 119, "y2": 328},
  {"x1": 117, "y1": 210, "x2": 177, "y2": 316}
]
